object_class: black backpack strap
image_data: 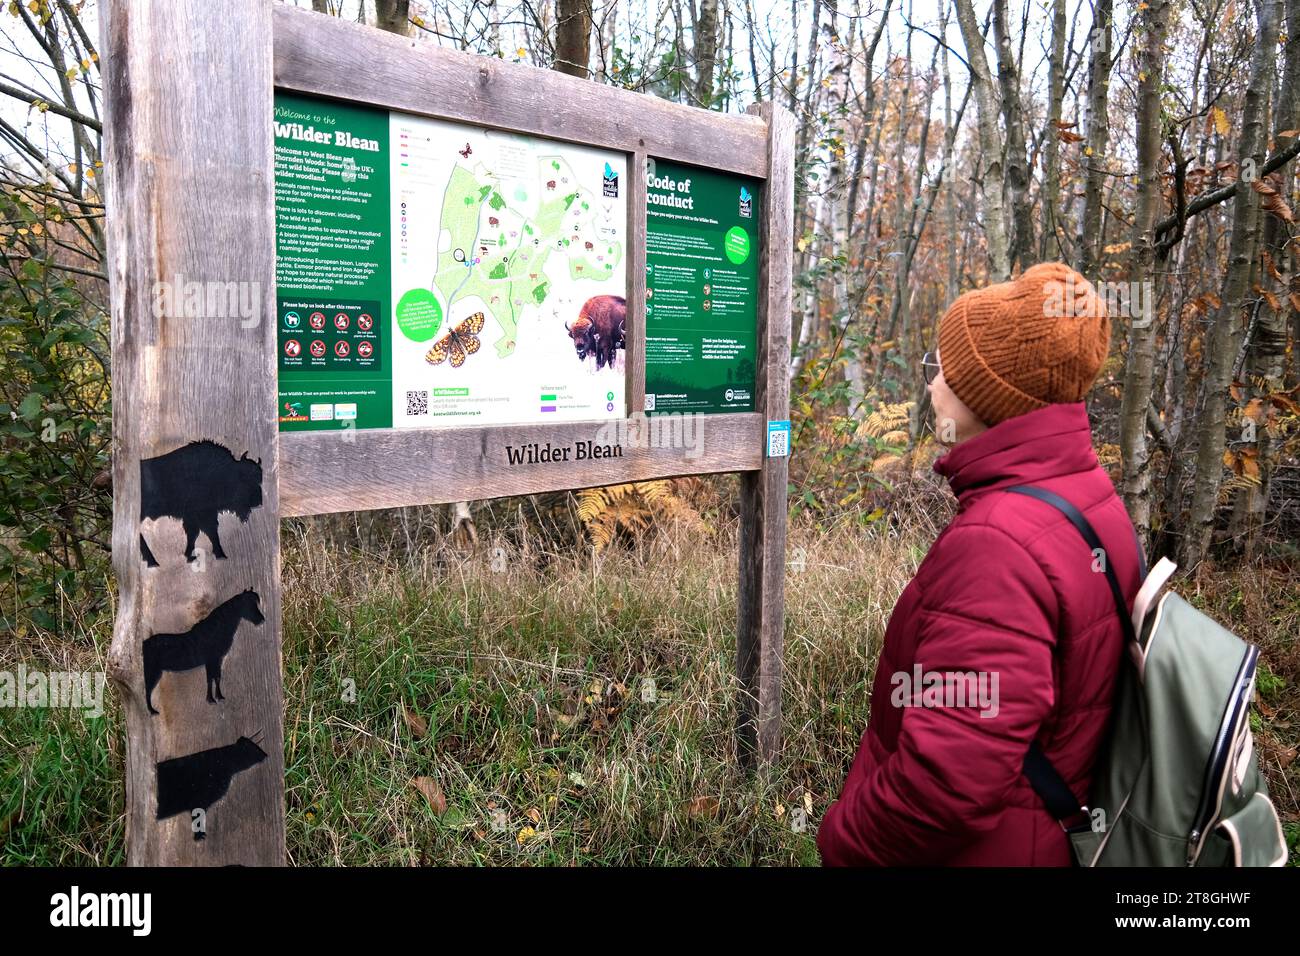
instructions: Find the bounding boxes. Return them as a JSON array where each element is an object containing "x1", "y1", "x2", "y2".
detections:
[
  {"x1": 1005, "y1": 484, "x2": 1142, "y2": 825},
  {"x1": 1005, "y1": 485, "x2": 1136, "y2": 645}
]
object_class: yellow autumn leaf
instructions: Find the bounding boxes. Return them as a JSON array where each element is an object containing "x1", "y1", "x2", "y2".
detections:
[
  {"x1": 1212, "y1": 106, "x2": 1230, "y2": 137},
  {"x1": 516, "y1": 825, "x2": 536, "y2": 844}
]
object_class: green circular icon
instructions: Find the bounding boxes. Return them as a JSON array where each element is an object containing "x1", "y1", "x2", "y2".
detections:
[
  {"x1": 606, "y1": 391, "x2": 615, "y2": 401},
  {"x1": 723, "y1": 226, "x2": 751, "y2": 264},
  {"x1": 396, "y1": 288, "x2": 443, "y2": 342}
]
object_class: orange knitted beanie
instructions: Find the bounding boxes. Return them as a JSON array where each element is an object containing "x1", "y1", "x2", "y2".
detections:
[{"x1": 936, "y1": 261, "x2": 1111, "y2": 426}]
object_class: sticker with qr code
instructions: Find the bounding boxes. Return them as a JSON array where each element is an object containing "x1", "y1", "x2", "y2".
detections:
[
  {"x1": 406, "y1": 390, "x2": 429, "y2": 416},
  {"x1": 767, "y1": 420, "x2": 790, "y2": 458}
]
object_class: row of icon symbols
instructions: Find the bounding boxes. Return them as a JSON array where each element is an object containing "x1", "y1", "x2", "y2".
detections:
[
  {"x1": 284, "y1": 339, "x2": 375, "y2": 359},
  {"x1": 284, "y1": 310, "x2": 375, "y2": 332}
]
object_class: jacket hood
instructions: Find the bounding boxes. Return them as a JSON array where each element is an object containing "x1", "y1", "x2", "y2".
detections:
[{"x1": 933, "y1": 401, "x2": 1100, "y2": 504}]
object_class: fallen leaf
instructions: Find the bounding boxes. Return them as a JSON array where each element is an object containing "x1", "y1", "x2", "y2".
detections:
[
  {"x1": 410, "y1": 776, "x2": 447, "y2": 815},
  {"x1": 402, "y1": 704, "x2": 428, "y2": 739}
]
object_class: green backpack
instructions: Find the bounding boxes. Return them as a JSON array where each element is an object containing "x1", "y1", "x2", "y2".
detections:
[{"x1": 1008, "y1": 486, "x2": 1289, "y2": 867}]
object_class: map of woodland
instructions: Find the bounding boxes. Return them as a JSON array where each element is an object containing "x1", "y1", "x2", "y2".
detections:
[{"x1": 432, "y1": 154, "x2": 623, "y2": 358}]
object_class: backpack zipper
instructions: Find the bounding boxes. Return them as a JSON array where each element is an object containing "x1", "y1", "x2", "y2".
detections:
[{"x1": 1186, "y1": 644, "x2": 1259, "y2": 865}]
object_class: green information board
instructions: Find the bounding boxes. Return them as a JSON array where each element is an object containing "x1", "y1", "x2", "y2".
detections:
[
  {"x1": 274, "y1": 91, "x2": 631, "y2": 433},
  {"x1": 275, "y1": 92, "x2": 393, "y2": 431},
  {"x1": 644, "y1": 159, "x2": 761, "y2": 414}
]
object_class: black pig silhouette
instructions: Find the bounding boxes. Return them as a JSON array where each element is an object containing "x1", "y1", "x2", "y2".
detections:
[
  {"x1": 565, "y1": 295, "x2": 626, "y2": 370},
  {"x1": 139, "y1": 440, "x2": 262, "y2": 564},
  {"x1": 156, "y1": 734, "x2": 268, "y2": 839},
  {"x1": 143, "y1": 588, "x2": 264, "y2": 715}
]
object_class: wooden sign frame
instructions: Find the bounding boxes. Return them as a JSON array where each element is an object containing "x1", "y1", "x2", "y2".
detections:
[{"x1": 103, "y1": 0, "x2": 793, "y2": 866}]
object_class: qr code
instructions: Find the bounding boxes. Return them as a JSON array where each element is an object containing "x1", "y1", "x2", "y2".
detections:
[
  {"x1": 405, "y1": 390, "x2": 429, "y2": 416},
  {"x1": 644, "y1": 394, "x2": 656, "y2": 411},
  {"x1": 768, "y1": 428, "x2": 789, "y2": 458}
]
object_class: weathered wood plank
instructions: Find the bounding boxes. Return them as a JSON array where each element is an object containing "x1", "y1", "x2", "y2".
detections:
[
  {"x1": 736, "y1": 101, "x2": 794, "y2": 767},
  {"x1": 280, "y1": 413, "x2": 763, "y2": 516},
  {"x1": 626, "y1": 150, "x2": 648, "y2": 417},
  {"x1": 272, "y1": 4, "x2": 768, "y2": 179},
  {"x1": 103, "y1": 0, "x2": 284, "y2": 865}
]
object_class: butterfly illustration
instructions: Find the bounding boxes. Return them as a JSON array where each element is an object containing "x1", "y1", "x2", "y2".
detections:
[
  {"x1": 425, "y1": 311, "x2": 485, "y2": 368},
  {"x1": 459, "y1": 142, "x2": 473, "y2": 158}
]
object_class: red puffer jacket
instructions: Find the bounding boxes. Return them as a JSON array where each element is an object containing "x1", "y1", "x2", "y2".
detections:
[{"x1": 818, "y1": 401, "x2": 1143, "y2": 866}]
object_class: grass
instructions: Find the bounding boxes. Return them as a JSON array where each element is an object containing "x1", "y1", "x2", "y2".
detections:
[{"x1": 2, "y1": 485, "x2": 1297, "y2": 865}]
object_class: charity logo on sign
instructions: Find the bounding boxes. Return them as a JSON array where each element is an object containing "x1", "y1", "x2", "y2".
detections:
[
  {"x1": 739, "y1": 185, "x2": 753, "y2": 218},
  {"x1": 603, "y1": 161, "x2": 619, "y2": 198}
]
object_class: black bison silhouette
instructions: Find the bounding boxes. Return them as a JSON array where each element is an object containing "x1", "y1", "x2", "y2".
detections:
[
  {"x1": 139, "y1": 440, "x2": 262, "y2": 565},
  {"x1": 143, "y1": 588, "x2": 264, "y2": 715},
  {"x1": 156, "y1": 734, "x2": 268, "y2": 839},
  {"x1": 565, "y1": 294, "x2": 626, "y2": 370}
]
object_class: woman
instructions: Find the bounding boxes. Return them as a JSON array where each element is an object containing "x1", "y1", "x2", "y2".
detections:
[{"x1": 817, "y1": 262, "x2": 1143, "y2": 866}]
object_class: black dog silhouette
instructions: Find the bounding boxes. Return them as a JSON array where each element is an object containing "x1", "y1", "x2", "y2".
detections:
[
  {"x1": 140, "y1": 440, "x2": 262, "y2": 564},
  {"x1": 143, "y1": 589, "x2": 264, "y2": 715},
  {"x1": 156, "y1": 735, "x2": 268, "y2": 839}
]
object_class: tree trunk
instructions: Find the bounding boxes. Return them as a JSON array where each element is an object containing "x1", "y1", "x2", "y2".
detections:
[
  {"x1": 1118, "y1": 0, "x2": 1170, "y2": 541},
  {"x1": 1182, "y1": 0, "x2": 1279, "y2": 569},
  {"x1": 1231, "y1": 0, "x2": 1299, "y2": 552},
  {"x1": 554, "y1": 0, "x2": 592, "y2": 78},
  {"x1": 1041, "y1": 0, "x2": 1067, "y2": 261},
  {"x1": 372, "y1": 0, "x2": 410, "y2": 36},
  {"x1": 1075, "y1": 0, "x2": 1112, "y2": 276},
  {"x1": 954, "y1": 0, "x2": 1011, "y2": 281},
  {"x1": 694, "y1": 0, "x2": 720, "y2": 107},
  {"x1": 992, "y1": 0, "x2": 1034, "y2": 270}
]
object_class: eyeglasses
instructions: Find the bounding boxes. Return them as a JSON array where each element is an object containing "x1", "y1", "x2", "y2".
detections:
[{"x1": 922, "y1": 350, "x2": 941, "y2": 385}]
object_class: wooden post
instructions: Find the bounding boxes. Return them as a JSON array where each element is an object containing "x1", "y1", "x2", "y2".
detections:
[
  {"x1": 737, "y1": 102, "x2": 795, "y2": 767},
  {"x1": 103, "y1": 0, "x2": 284, "y2": 865}
]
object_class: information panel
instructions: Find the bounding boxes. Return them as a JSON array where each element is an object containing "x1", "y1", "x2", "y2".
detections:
[
  {"x1": 644, "y1": 159, "x2": 761, "y2": 415},
  {"x1": 274, "y1": 92, "x2": 628, "y2": 431}
]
